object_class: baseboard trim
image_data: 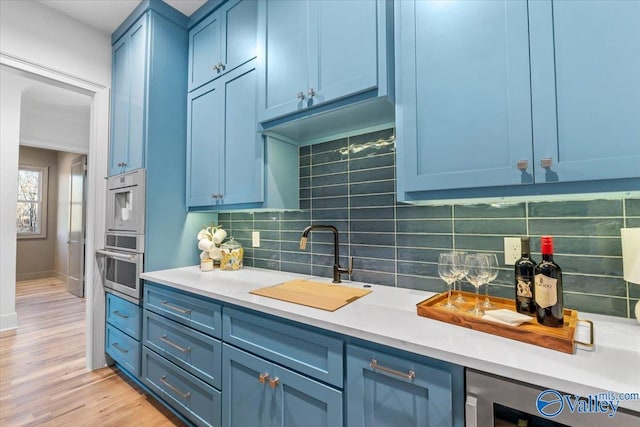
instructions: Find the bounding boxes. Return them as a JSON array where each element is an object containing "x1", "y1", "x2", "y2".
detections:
[{"x1": 16, "y1": 271, "x2": 58, "y2": 281}]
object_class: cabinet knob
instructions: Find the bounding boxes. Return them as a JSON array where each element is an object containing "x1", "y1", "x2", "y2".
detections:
[
  {"x1": 541, "y1": 157, "x2": 553, "y2": 168},
  {"x1": 307, "y1": 88, "x2": 315, "y2": 98},
  {"x1": 211, "y1": 193, "x2": 218, "y2": 199},
  {"x1": 297, "y1": 92, "x2": 305, "y2": 100},
  {"x1": 218, "y1": 62, "x2": 225, "y2": 71},
  {"x1": 268, "y1": 376, "x2": 280, "y2": 389},
  {"x1": 258, "y1": 372, "x2": 269, "y2": 384},
  {"x1": 516, "y1": 160, "x2": 528, "y2": 171},
  {"x1": 213, "y1": 64, "x2": 220, "y2": 72}
]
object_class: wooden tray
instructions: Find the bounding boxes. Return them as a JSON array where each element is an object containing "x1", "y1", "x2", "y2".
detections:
[
  {"x1": 416, "y1": 291, "x2": 593, "y2": 354},
  {"x1": 250, "y1": 279, "x2": 371, "y2": 312}
]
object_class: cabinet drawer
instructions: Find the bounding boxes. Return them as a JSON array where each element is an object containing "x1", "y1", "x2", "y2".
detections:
[
  {"x1": 144, "y1": 282, "x2": 222, "y2": 339},
  {"x1": 106, "y1": 324, "x2": 140, "y2": 377},
  {"x1": 223, "y1": 307, "x2": 343, "y2": 387},
  {"x1": 143, "y1": 309, "x2": 222, "y2": 389},
  {"x1": 106, "y1": 292, "x2": 141, "y2": 340},
  {"x1": 142, "y1": 347, "x2": 221, "y2": 427}
]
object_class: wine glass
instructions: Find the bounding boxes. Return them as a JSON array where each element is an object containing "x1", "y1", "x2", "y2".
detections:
[
  {"x1": 452, "y1": 251, "x2": 467, "y2": 303},
  {"x1": 438, "y1": 253, "x2": 458, "y2": 309},
  {"x1": 481, "y1": 253, "x2": 499, "y2": 309},
  {"x1": 464, "y1": 254, "x2": 489, "y2": 315}
]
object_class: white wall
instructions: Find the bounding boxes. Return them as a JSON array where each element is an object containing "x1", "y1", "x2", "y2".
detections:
[
  {"x1": 0, "y1": 0, "x2": 111, "y2": 370},
  {"x1": 0, "y1": 1, "x2": 111, "y2": 87},
  {"x1": 21, "y1": 104, "x2": 91, "y2": 154}
]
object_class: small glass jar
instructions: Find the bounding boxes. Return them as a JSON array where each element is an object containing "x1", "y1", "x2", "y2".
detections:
[
  {"x1": 200, "y1": 257, "x2": 214, "y2": 272},
  {"x1": 219, "y1": 237, "x2": 243, "y2": 271}
]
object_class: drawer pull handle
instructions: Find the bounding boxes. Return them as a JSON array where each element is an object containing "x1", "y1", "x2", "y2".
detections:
[
  {"x1": 112, "y1": 342, "x2": 128, "y2": 354},
  {"x1": 161, "y1": 300, "x2": 191, "y2": 315},
  {"x1": 258, "y1": 372, "x2": 269, "y2": 384},
  {"x1": 269, "y1": 376, "x2": 280, "y2": 389},
  {"x1": 370, "y1": 359, "x2": 416, "y2": 380},
  {"x1": 159, "y1": 375, "x2": 191, "y2": 400},
  {"x1": 161, "y1": 335, "x2": 191, "y2": 353},
  {"x1": 113, "y1": 310, "x2": 129, "y2": 319}
]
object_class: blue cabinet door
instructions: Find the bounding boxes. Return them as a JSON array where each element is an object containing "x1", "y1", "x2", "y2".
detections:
[
  {"x1": 223, "y1": 344, "x2": 343, "y2": 427},
  {"x1": 218, "y1": 64, "x2": 263, "y2": 206},
  {"x1": 309, "y1": 0, "x2": 378, "y2": 106},
  {"x1": 188, "y1": 0, "x2": 257, "y2": 92},
  {"x1": 109, "y1": 15, "x2": 148, "y2": 176},
  {"x1": 529, "y1": 0, "x2": 640, "y2": 183},
  {"x1": 396, "y1": 0, "x2": 533, "y2": 197},
  {"x1": 186, "y1": 80, "x2": 222, "y2": 207},
  {"x1": 346, "y1": 344, "x2": 463, "y2": 427},
  {"x1": 258, "y1": 0, "x2": 309, "y2": 121}
]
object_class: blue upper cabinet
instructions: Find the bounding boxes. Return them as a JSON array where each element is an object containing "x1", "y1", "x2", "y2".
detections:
[
  {"x1": 396, "y1": 0, "x2": 640, "y2": 202},
  {"x1": 188, "y1": 0, "x2": 257, "y2": 92},
  {"x1": 257, "y1": 0, "x2": 394, "y2": 141},
  {"x1": 109, "y1": 15, "x2": 148, "y2": 176},
  {"x1": 529, "y1": 0, "x2": 640, "y2": 183},
  {"x1": 396, "y1": 0, "x2": 533, "y2": 196}
]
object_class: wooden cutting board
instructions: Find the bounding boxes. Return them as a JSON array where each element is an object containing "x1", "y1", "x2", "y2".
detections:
[{"x1": 250, "y1": 279, "x2": 372, "y2": 312}]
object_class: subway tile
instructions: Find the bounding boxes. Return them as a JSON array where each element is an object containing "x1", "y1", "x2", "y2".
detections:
[
  {"x1": 229, "y1": 220, "x2": 253, "y2": 231},
  {"x1": 350, "y1": 166, "x2": 394, "y2": 183},
  {"x1": 280, "y1": 252, "x2": 311, "y2": 264},
  {"x1": 351, "y1": 270, "x2": 396, "y2": 287},
  {"x1": 281, "y1": 210, "x2": 311, "y2": 221},
  {"x1": 300, "y1": 177, "x2": 311, "y2": 188},
  {"x1": 300, "y1": 188, "x2": 311, "y2": 199},
  {"x1": 350, "y1": 220, "x2": 394, "y2": 233},
  {"x1": 312, "y1": 208, "x2": 348, "y2": 220},
  {"x1": 281, "y1": 241, "x2": 305, "y2": 252},
  {"x1": 528, "y1": 199, "x2": 623, "y2": 218},
  {"x1": 349, "y1": 129, "x2": 395, "y2": 158},
  {"x1": 397, "y1": 261, "x2": 438, "y2": 277},
  {"x1": 396, "y1": 205, "x2": 452, "y2": 219},
  {"x1": 300, "y1": 154, "x2": 310, "y2": 167},
  {"x1": 528, "y1": 218, "x2": 624, "y2": 237},
  {"x1": 312, "y1": 196, "x2": 348, "y2": 209},
  {"x1": 626, "y1": 198, "x2": 640, "y2": 216},
  {"x1": 230, "y1": 212, "x2": 253, "y2": 222},
  {"x1": 628, "y1": 283, "x2": 640, "y2": 299},
  {"x1": 350, "y1": 245, "x2": 396, "y2": 260},
  {"x1": 312, "y1": 184, "x2": 348, "y2": 198},
  {"x1": 217, "y1": 213, "x2": 232, "y2": 224},
  {"x1": 281, "y1": 261, "x2": 312, "y2": 276},
  {"x1": 563, "y1": 293, "x2": 627, "y2": 317},
  {"x1": 280, "y1": 224, "x2": 311, "y2": 236},
  {"x1": 396, "y1": 233, "x2": 453, "y2": 249},
  {"x1": 300, "y1": 165, "x2": 310, "y2": 178},
  {"x1": 552, "y1": 254, "x2": 622, "y2": 277},
  {"x1": 312, "y1": 254, "x2": 350, "y2": 268},
  {"x1": 544, "y1": 236, "x2": 622, "y2": 257},
  {"x1": 396, "y1": 219, "x2": 452, "y2": 234},
  {"x1": 350, "y1": 207, "x2": 395, "y2": 220},
  {"x1": 350, "y1": 232, "x2": 395, "y2": 246},
  {"x1": 299, "y1": 145, "x2": 311, "y2": 156},
  {"x1": 311, "y1": 264, "x2": 334, "y2": 279},
  {"x1": 397, "y1": 275, "x2": 443, "y2": 293},
  {"x1": 350, "y1": 153, "x2": 395, "y2": 171},
  {"x1": 231, "y1": 230, "x2": 252, "y2": 241},
  {"x1": 454, "y1": 219, "x2": 526, "y2": 235},
  {"x1": 562, "y1": 275, "x2": 627, "y2": 297},
  {"x1": 454, "y1": 235, "x2": 505, "y2": 252},
  {"x1": 311, "y1": 137, "x2": 348, "y2": 154},
  {"x1": 487, "y1": 284, "x2": 514, "y2": 299},
  {"x1": 310, "y1": 242, "x2": 349, "y2": 257},
  {"x1": 259, "y1": 230, "x2": 280, "y2": 241},
  {"x1": 354, "y1": 257, "x2": 395, "y2": 274},
  {"x1": 253, "y1": 258, "x2": 280, "y2": 270},
  {"x1": 255, "y1": 239, "x2": 280, "y2": 251},
  {"x1": 396, "y1": 247, "x2": 441, "y2": 264},
  {"x1": 310, "y1": 220, "x2": 348, "y2": 233},
  {"x1": 350, "y1": 193, "x2": 395, "y2": 208},
  {"x1": 312, "y1": 160, "x2": 348, "y2": 176},
  {"x1": 311, "y1": 150, "x2": 348, "y2": 165},
  {"x1": 254, "y1": 212, "x2": 280, "y2": 221},
  {"x1": 454, "y1": 202, "x2": 525, "y2": 219},
  {"x1": 626, "y1": 218, "x2": 640, "y2": 228},
  {"x1": 300, "y1": 199, "x2": 311, "y2": 210},
  {"x1": 312, "y1": 173, "x2": 348, "y2": 187},
  {"x1": 254, "y1": 220, "x2": 280, "y2": 231},
  {"x1": 350, "y1": 180, "x2": 396, "y2": 196}
]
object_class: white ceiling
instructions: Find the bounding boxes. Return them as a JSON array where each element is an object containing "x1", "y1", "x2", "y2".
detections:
[{"x1": 37, "y1": 0, "x2": 207, "y2": 35}]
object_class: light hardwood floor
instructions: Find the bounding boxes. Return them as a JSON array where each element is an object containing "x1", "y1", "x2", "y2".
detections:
[{"x1": 0, "y1": 277, "x2": 185, "y2": 426}]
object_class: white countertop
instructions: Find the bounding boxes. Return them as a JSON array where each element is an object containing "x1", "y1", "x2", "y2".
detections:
[{"x1": 141, "y1": 266, "x2": 640, "y2": 412}]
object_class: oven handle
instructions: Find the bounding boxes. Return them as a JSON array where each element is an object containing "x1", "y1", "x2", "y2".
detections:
[{"x1": 96, "y1": 249, "x2": 137, "y2": 261}]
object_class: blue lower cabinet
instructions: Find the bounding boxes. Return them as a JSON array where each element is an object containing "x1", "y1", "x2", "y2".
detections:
[
  {"x1": 346, "y1": 344, "x2": 464, "y2": 427},
  {"x1": 142, "y1": 347, "x2": 222, "y2": 427},
  {"x1": 106, "y1": 292, "x2": 142, "y2": 340},
  {"x1": 143, "y1": 309, "x2": 222, "y2": 389},
  {"x1": 222, "y1": 344, "x2": 343, "y2": 427},
  {"x1": 106, "y1": 324, "x2": 141, "y2": 377}
]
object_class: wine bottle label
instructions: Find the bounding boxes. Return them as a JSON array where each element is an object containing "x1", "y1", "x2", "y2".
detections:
[
  {"x1": 516, "y1": 278, "x2": 533, "y2": 298},
  {"x1": 534, "y1": 274, "x2": 557, "y2": 308}
]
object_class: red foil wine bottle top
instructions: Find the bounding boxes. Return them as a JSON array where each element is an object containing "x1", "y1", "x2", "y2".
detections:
[{"x1": 541, "y1": 236, "x2": 554, "y2": 255}]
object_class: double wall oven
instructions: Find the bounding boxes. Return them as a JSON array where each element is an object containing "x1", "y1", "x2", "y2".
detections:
[{"x1": 97, "y1": 169, "x2": 145, "y2": 301}]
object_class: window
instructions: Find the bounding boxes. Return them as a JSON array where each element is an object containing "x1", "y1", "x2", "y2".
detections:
[{"x1": 16, "y1": 165, "x2": 48, "y2": 239}]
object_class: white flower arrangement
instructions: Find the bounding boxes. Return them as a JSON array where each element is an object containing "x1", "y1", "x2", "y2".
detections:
[{"x1": 197, "y1": 223, "x2": 227, "y2": 261}]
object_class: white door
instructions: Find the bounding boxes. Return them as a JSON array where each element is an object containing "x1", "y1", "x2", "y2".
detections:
[{"x1": 67, "y1": 155, "x2": 86, "y2": 297}]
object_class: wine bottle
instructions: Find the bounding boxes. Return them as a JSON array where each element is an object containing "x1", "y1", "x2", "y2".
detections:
[
  {"x1": 535, "y1": 236, "x2": 564, "y2": 327},
  {"x1": 514, "y1": 237, "x2": 536, "y2": 315}
]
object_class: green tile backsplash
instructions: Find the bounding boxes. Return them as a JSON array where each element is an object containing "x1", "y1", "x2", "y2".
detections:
[{"x1": 219, "y1": 128, "x2": 640, "y2": 319}]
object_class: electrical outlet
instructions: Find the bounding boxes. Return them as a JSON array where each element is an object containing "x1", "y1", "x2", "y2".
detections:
[
  {"x1": 252, "y1": 231, "x2": 260, "y2": 248},
  {"x1": 504, "y1": 237, "x2": 521, "y2": 265}
]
